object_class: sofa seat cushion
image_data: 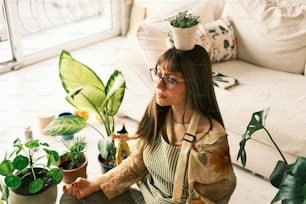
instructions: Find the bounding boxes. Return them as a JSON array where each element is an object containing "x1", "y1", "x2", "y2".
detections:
[
  {"x1": 213, "y1": 60, "x2": 306, "y2": 157},
  {"x1": 222, "y1": 0, "x2": 306, "y2": 74}
]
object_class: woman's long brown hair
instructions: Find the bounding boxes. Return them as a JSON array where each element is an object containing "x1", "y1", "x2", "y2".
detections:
[{"x1": 136, "y1": 45, "x2": 224, "y2": 148}]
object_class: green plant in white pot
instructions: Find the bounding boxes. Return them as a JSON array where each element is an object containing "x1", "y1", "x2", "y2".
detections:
[
  {"x1": 45, "y1": 50, "x2": 128, "y2": 171},
  {"x1": 0, "y1": 138, "x2": 63, "y2": 204},
  {"x1": 237, "y1": 108, "x2": 306, "y2": 204},
  {"x1": 167, "y1": 10, "x2": 200, "y2": 50}
]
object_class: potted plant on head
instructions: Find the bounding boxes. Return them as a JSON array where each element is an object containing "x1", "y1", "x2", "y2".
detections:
[
  {"x1": 59, "y1": 136, "x2": 88, "y2": 184},
  {"x1": 167, "y1": 10, "x2": 200, "y2": 50},
  {"x1": 44, "y1": 50, "x2": 131, "y2": 173},
  {"x1": 0, "y1": 138, "x2": 63, "y2": 204},
  {"x1": 237, "y1": 108, "x2": 306, "y2": 204}
]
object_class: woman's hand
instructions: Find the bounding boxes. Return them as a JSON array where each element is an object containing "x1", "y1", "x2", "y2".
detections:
[{"x1": 62, "y1": 177, "x2": 100, "y2": 200}]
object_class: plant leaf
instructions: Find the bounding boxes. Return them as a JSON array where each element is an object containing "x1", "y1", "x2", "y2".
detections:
[
  {"x1": 29, "y1": 178, "x2": 43, "y2": 194},
  {"x1": 25, "y1": 139, "x2": 40, "y2": 149},
  {"x1": 13, "y1": 155, "x2": 29, "y2": 171},
  {"x1": 59, "y1": 50, "x2": 104, "y2": 93},
  {"x1": 104, "y1": 70, "x2": 126, "y2": 116},
  {"x1": 44, "y1": 115, "x2": 87, "y2": 136},
  {"x1": 0, "y1": 160, "x2": 14, "y2": 176},
  {"x1": 98, "y1": 138, "x2": 113, "y2": 160},
  {"x1": 47, "y1": 168, "x2": 63, "y2": 184},
  {"x1": 237, "y1": 108, "x2": 270, "y2": 167},
  {"x1": 4, "y1": 175, "x2": 21, "y2": 189},
  {"x1": 66, "y1": 85, "x2": 105, "y2": 114},
  {"x1": 44, "y1": 149, "x2": 60, "y2": 166}
]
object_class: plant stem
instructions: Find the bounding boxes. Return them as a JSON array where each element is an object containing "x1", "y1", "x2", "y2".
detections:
[
  {"x1": 264, "y1": 127, "x2": 288, "y2": 164},
  {"x1": 87, "y1": 123, "x2": 106, "y2": 138}
]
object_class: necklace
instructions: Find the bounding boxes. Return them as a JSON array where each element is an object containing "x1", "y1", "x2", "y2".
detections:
[{"x1": 171, "y1": 110, "x2": 191, "y2": 125}]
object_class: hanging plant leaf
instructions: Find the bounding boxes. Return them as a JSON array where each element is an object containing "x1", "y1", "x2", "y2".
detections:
[
  {"x1": 0, "y1": 160, "x2": 14, "y2": 177},
  {"x1": 4, "y1": 175, "x2": 21, "y2": 189},
  {"x1": 29, "y1": 178, "x2": 43, "y2": 194}
]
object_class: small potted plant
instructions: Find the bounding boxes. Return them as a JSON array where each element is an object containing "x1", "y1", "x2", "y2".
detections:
[
  {"x1": 44, "y1": 50, "x2": 131, "y2": 172},
  {"x1": 237, "y1": 108, "x2": 306, "y2": 203},
  {"x1": 59, "y1": 136, "x2": 88, "y2": 184},
  {"x1": 166, "y1": 10, "x2": 200, "y2": 50},
  {"x1": 0, "y1": 138, "x2": 63, "y2": 204}
]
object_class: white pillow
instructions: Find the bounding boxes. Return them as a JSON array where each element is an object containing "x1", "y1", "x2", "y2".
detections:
[{"x1": 222, "y1": 0, "x2": 306, "y2": 74}]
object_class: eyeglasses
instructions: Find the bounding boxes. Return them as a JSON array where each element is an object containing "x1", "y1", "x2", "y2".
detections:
[{"x1": 149, "y1": 68, "x2": 184, "y2": 90}]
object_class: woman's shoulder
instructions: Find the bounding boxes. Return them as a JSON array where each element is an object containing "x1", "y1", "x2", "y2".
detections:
[{"x1": 197, "y1": 116, "x2": 225, "y2": 134}]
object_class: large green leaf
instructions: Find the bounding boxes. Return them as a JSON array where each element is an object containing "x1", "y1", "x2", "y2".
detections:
[
  {"x1": 44, "y1": 115, "x2": 87, "y2": 136},
  {"x1": 66, "y1": 85, "x2": 105, "y2": 114},
  {"x1": 272, "y1": 157, "x2": 306, "y2": 203},
  {"x1": 237, "y1": 108, "x2": 270, "y2": 167},
  {"x1": 59, "y1": 50, "x2": 104, "y2": 93},
  {"x1": 104, "y1": 70, "x2": 126, "y2": 116}
]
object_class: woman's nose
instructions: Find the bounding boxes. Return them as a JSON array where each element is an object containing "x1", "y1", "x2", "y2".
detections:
[{"x1": 156, "y1": 78, "x2": 166, "y2": 90}]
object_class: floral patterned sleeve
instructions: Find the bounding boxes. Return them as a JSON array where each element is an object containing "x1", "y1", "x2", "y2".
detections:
[
  {"x1": 187, "y1": 132, "x2": 237, "y2": 204},
  {"x1": 95, "y1": 139, "x2": 148, "y2": 200}
]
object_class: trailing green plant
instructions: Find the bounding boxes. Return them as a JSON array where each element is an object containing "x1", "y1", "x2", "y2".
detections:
[
  {"x1": 0, "y1": 179, "x2": 8, "y2": 203},
  {"x1": 237, "y1": 108, "x2": 306, "y2": 203},
  {"x1": 61, "y1": 137, "x2": 87, "y2": 170},
  {"x1": 0, "y1": 138, "x2": 63, "y2": 195},
  {"x1": 167, "y1": 10, "x2": 200, "y2": 28},
  {"x1": 44, "y1": 50, "x2": 126, "y2": 168}
]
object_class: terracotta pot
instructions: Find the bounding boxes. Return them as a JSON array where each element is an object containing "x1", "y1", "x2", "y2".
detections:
[
  {"x1": 9, "y1": 184, "x2": 57, "y2": 204},
  {"x1": 60, "y1": 153, "x2": 88, "y2": 184},
  {"x1": 171, "y1": 24, "x2": 198, "y2": 51}
]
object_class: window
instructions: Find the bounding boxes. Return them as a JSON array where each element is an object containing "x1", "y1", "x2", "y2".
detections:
[{"x1": 0, "y1": 0, "x2": 120, "y2": 74}]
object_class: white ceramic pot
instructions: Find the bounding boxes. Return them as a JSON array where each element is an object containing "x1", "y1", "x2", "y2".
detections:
[
  {"x1": 171, "y1": 24, "x2": 198, "y2": 51},
  {"x1": 9, "y1": 184, "x2": 58, "y2": 204}
]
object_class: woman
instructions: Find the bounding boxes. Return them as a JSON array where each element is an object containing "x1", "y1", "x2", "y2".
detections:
[{"x1": 61, "y1": 45, "x2": 236, "y2": 204}]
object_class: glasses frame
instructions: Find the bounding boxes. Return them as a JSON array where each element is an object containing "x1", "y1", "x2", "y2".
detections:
[{"x1": 149, "y1": 68, "x2": 184, "y2": 90}]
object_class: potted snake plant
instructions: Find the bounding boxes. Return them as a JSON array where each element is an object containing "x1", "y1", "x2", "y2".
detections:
[{"x1": 44, "y1": 50, "x2": 131, "y2": 172}]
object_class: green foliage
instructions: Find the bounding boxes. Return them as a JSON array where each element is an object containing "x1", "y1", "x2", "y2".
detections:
[
  {"x1": 167, "y1": 10, "x2": 200, "y2": 28},
  {"x1": 0, "y1": 138, "x2": 63, "y2": 195},
  {"x1": 237, "y1": 108, "x2": 306, "y2": 203},
  {"x1": 61, "y1": 137, "x2": 87, "y2": 169},
  {"x1": 45, "y1": 50, "x2": 126, "y2": 165}
]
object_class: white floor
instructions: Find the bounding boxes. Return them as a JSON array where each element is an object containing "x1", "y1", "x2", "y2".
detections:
[{"x1": 0, "y1": 36, "x2": 278, "y2": 203}]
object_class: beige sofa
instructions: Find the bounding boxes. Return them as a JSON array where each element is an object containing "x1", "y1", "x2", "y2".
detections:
[{"x1": 117, "y1": 0, "x2": 306, "y2": 179}]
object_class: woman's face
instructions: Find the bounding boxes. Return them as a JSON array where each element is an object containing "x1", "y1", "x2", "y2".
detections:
[{"x1": 153, "y1": 65, "x2": 187, "y2": 108}]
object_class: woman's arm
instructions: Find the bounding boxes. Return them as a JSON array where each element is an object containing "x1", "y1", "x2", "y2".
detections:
[
  {"x1": 188, "y1": 133, "x2": 237, "y2": 204},
  {"x1": 95, "y1": 139, "x2": 148, "y2": 199}
]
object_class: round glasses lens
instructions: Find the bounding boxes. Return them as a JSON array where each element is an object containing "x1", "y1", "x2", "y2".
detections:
[{"x1": 150, "y1": 69, "x2": 160, "y2": 83}]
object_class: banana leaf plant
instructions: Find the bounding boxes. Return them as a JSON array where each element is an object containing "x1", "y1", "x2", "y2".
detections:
[
  {"x1": 44, "y1": 50, "x2": 126, "y2": 168},
  {"x1": 237, "y1": 108, "x2": 306, "y2": 203}
]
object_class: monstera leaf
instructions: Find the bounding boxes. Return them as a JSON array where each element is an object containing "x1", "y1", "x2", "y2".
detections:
[
  {"x1": 237, "y1": 108, "x2": 270, "y2": 167},
  {"x1": 272, "y1": 157, "x2": 306, "y2": 204}
]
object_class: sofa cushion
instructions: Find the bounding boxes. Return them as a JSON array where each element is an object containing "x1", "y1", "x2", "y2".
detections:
[
  {"x1": 198, "y1": 16, "x2": 237, "y2": 63},
  {"x1": 222, "y1": 0, "x2": 306, "y2": 74},
  {"x1": 212, "y1": 60, "x2": 306, "y2": 158}
]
